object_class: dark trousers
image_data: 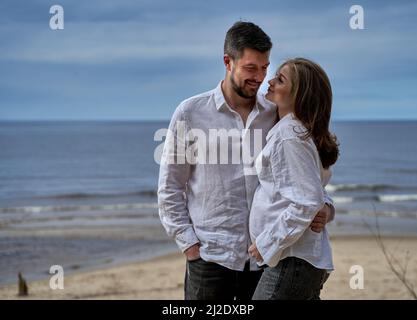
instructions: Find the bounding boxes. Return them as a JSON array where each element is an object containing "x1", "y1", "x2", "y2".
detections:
[
  {"x1": 252, "y1": 257, "x2": 329, "y2": 300},
  {"x1": 185, "y1": 258, "x2": 263, "y2": 300}
]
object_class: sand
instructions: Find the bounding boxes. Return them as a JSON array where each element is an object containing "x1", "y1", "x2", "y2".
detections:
[{"x1": 1, "y1": 236, "x2": 416, "y2": 300}]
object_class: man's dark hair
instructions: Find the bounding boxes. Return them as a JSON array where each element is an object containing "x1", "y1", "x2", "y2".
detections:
[{"x1": 224, "y1": 21, "x2": 272, "y2": 60}]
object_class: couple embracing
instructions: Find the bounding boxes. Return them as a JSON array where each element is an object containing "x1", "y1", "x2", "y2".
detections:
[{"x1": 158, "y1": 21, "x2": 339, "y2": 300}]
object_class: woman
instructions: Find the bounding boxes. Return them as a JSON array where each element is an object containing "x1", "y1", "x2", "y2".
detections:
[{"x1": 248, "y1": 58, "x2": 339, "y2": 300}]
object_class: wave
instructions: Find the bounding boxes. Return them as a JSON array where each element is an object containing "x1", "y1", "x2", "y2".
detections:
[
  {"x1": 333, "y1": 194, "x2": 417, "y2": 204},
  {"x1": 4, "y1": 195, "x2": 417, "y2": 214},
  {"x1": 0, "y1": 202, "x2": 158, "y2": 214},
  {"x1": 326, "y1": 183, "x2": 409, "y2": 193},
  {"x1": 379, "y1": 194, "x2": 417, "y2": 203},
  {"x1": 332, "y1": 196, "x2": 355, "y2": 204},
  {"x1": 33, "y1": 190, "x2": 157, "y2": 200}
]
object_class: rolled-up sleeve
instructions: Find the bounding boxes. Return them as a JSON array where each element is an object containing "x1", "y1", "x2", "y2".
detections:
[
  {"x1": 157, "y1": 104, "x2": 199, "y2": 252},
  {"x1": 323, "y1": 188, "x2": 335, "y2": 222},
  {"x1": 255, "y1": 138, "x2": 325, "y2": 267},
  {"x1": 321, "y1": 168, "x2": 335, "y2": 222}
]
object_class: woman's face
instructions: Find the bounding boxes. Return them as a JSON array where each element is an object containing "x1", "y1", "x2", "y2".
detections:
[{"x1": 265, "y1": 64, "x2": 294, "y2": 115}]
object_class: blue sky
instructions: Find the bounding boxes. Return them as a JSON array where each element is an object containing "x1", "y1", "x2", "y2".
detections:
[{"x1": 0, "y1": 0, "x2": 416, "y2": 120}]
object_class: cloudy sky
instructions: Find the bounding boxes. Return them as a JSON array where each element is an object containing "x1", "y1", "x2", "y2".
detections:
[{"x1": 0, "y1": 0, "x2": 416, "y2": 120}]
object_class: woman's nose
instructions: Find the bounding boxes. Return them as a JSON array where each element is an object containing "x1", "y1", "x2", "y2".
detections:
[{"x1": 268, "y1": 78, "x2": 274, "y2": 86}]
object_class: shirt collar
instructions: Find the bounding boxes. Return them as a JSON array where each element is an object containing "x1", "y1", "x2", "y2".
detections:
[
  {"x1": 214, "y1": 80, "x2": 266, "y2": 112},
  {"x1": 279, "y1": 112, "x2": 295, "y2": 123},
  {"x1": 214, "y1": 81, "x2": 227, "y2": 111}
]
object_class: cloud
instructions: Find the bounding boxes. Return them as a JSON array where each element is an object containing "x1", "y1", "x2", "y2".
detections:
[
  {"x1": 0, "y1": 0, "x2": 416, "y2": 120},
  {"x1": 1, "y1": 3, "x2": 416, "y2": 75}
]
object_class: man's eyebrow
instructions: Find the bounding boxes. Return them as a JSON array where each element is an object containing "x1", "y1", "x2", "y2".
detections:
[
  {"x1": 242, "y1": 62, "x2": 270, "y2": 67},
  {"x1": 242, "y1": 63, "x2": 257, "y2": 67}
]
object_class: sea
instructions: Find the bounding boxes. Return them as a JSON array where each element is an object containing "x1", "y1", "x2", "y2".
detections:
[{"x1": 1, "y1": 120, "x2": 417, "y2": 285}]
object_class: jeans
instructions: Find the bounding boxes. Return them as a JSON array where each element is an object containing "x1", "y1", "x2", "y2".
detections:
[
  {"x1": 252, "y1": 257, "x2": 329, "y2": 300},
  {"x1": 185, "y1": 258, "x2": 263, "y2": 300}
]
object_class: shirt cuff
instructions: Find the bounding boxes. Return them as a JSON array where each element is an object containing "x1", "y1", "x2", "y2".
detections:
[
  {"x1": 175, "y1": 227, "x2": 200, "y2": 253},
  {"x1": 255, "y1": 231, "x2": 281, "y2": 268},
  {"x1": 324, "y1": 202, "x2": 335, "y2": 222}
]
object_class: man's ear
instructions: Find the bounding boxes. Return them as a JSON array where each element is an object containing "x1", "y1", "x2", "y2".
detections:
[{"x1": 223, "y1": 54, "x2": 232, "y2": 72}]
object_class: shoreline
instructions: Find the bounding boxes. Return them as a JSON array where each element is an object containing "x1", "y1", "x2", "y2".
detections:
[
  {"x1": 1, "y1": 235, "x2": 417, "y2": 300},
  {"x1": 0, "y1": 236, "x2": 178, "y2": 287},
  {"x1": 2, "y1": 212, "x2": 417, "y2": 287}
]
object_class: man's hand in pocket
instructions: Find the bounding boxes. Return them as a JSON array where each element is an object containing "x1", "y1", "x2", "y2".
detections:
[{"x1": 184, "y1": 243, "x2": 201, "y2": 261}]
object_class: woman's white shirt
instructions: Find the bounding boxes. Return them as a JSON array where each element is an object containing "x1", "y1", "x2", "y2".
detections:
[{"x1": 249, "y1": 112, "x2": 333, "y2": 270}]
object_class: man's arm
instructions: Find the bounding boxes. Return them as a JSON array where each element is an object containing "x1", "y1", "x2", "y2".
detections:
[
  {"x1": 310, "y1": 203, "x2": 334, "y2": 233},
  {"x1": 158, "y1": 104, "x2": 200, "y2": 255},
  {"x1": 310, "y1": 180, "x2": 335, "y2": 232}
]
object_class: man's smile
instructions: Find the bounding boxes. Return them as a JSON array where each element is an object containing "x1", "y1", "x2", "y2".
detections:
[{"x1": 246, "y1": 81, "x2": 260, "y2": 89}]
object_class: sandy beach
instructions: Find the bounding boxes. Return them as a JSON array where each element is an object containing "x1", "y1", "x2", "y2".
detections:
[{"x1": 1, "y1": 236, "x2": 416, "y2": 300}]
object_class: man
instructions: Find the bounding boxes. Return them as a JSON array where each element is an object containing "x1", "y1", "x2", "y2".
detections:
[{"x1": 158, "y1": 21, "x2": 334, "y2": 300}]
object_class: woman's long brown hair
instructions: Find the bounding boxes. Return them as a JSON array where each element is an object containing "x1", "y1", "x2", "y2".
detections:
[{"x1": 282, "y1": 58, "x2": 339, "y2": 168}]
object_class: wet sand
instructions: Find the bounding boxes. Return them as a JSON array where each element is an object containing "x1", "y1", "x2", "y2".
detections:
[{"x1": 1, "y1": 236, "x2": 417, "y2": 300}]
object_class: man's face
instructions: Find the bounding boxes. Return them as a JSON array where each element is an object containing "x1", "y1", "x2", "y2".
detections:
[{"x1": 226, "y1": 48, "x2": 270, "y2": 99}]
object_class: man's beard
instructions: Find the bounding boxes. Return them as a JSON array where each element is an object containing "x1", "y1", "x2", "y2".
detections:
[{"x1": 230, "y1": 71, "x2": 257, "y2": 99}]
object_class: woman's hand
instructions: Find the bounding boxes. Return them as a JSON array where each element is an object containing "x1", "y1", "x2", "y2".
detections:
[{"x1": 248, "y1": 243, "x2": 263, "y2": 262}]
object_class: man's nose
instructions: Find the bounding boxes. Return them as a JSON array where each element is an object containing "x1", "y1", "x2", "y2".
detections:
[{"x1": 254, "y1": 71, "x2": 265, "y2": 83}]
